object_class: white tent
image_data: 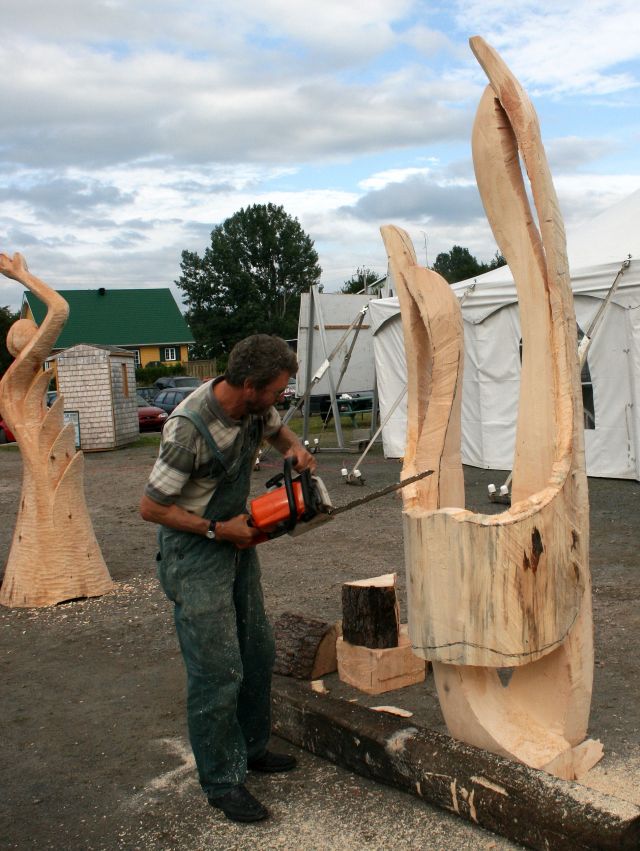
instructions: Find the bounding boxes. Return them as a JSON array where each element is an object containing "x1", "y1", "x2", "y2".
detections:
[{"x1": 370, "y1": 189, "x2": 640, "y2": 480}]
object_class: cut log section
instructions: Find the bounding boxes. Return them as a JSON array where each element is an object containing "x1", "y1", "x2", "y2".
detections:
[
  {"x1": 337, "y1": 624, "x2": 426, "y2": 695},
  {"x1": 273, "y1": 612, "x2": 341, "y2": 680},
  {"x1": 341, "y1": 573, "x2": 399, "y2": 649}
]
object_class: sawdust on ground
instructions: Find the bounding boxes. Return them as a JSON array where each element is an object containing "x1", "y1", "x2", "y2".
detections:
[{"x1": 1, "y1": 440, "x2": 638, "y2": 849}]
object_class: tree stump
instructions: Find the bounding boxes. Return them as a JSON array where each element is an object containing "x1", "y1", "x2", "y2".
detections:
[
  {"x1": 341, "y1": 573, "x2": 399, "y2": 649},
  {"x1": 273, "y1": 612, "x2": 341, "y2": 679}
]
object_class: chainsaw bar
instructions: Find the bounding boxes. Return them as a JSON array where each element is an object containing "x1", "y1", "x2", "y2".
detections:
[{"x1": 325, "y1": 468, "x2": 433, "y2": 517}]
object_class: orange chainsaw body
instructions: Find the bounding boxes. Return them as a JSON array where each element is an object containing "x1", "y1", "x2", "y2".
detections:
[{"x1": 250, "y1": 481, "x2": 308, "y2": 533}]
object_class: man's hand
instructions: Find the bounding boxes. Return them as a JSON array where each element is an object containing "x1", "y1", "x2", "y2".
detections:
[
  {"x1": 284, "y1": 445, "x2": 317, "y2": 474},
  {"x1": 140, "y1": 496, "x2": 261, "y2": 549},
  {"x1": 267, "y1": 423, "x2": 317, "y2": 474},
  {"x1": 216, "y1": 514, "x2": 262, "y2": 549}
]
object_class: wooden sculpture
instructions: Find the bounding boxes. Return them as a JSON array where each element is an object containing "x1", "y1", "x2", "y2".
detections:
[
  {"x1": 381, "y1": 36, "x2": 602, "y2": 780},
  {"x1": 0, "y1": 253, "x2": 113, "y2": 607}
]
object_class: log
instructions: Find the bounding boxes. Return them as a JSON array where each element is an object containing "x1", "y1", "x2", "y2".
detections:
[
  {"x1": 341, "y1": 573, "x2": 399, "y2": 649},
  {"x1": 271, "y1": 677, "x2": 640, "y2": 851},
  {"x1": 273, "y1": 612, "x2": 341, "y2": 679}
]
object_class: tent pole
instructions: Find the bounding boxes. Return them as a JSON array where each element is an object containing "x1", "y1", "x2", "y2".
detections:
[
  {"x1": 344, "y1": 383, "x2": 407, "y2": 484},
  {"x1": 488, "y1": 257, "x2": 632, "y2": 501}
]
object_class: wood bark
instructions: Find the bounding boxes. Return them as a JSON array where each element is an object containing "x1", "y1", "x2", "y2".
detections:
[
  {"x1": 380, "y1": 37, "x2": 599, "y2": 780},
  {"x1": 341, "y1": 573, "x2": 399, "y2": 649},
  {"x1": 271, "y1": 677, "x2": 640, "y2": 851},
  {"x1": 273, "y1": 612, "x2": 340, "y2": 679},
  {"x1": 0, "y1": 253, "x2": 113, "y2": 607}
]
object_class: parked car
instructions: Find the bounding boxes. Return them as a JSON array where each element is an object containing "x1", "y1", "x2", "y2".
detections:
[
  {"x1": 136, "y1": 386, "x2": 158, "y2": 404},
  {"x1": 277, "y1": 377, "x2": 298, "y2": 410},
  {"x1": 307, "y1": 390, "x2": 374, "y2": 420},
  {"x1": 152, "y1": 387, "x2": 197, "y2": 414},
  {"x1": 153, "y1": 376, "x2": 203, "y2": 391},
  {"x1": 136, "y1": 393, "x2": 169, "y2": 432},
  {"x1": 0, "y1": 418, "x2": 16, "y2": 444},
  {"x1": 46, "y1": 391, "x2": 57, "y2": 407}
]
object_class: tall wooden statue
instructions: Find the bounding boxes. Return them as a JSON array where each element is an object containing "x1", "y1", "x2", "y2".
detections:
[
  {"x1": 382, "y1": 37, "x2": 602, "y2": 780},
  {"x1": 0, "y1": 253, "x2": 113, "y2": 607}
]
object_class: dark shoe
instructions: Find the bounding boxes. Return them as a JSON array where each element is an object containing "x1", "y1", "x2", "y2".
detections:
[
  {"x1": 248, "y1": 750, "x2": 297, "y2": 773},
  {"x1": 208, "y1": 785, "x2": 269, "y2": 822}
]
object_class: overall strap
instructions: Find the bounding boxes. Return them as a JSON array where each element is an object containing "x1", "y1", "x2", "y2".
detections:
[{"x1": 171, "y1": 409, "x2": 229, "y2": 471}]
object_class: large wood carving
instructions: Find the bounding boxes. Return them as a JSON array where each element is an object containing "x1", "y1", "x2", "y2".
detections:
[
  {"x1": 381, "y1": 37, "x2": 602, "y2": 780},
  {"x1": 0, "y1": 253, "x2": 113, "y2": 607}
]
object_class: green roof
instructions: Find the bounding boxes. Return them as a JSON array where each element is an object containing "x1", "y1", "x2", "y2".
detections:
[{"x1": 24, "y1": 288, "x2": 195, "y2": 350}]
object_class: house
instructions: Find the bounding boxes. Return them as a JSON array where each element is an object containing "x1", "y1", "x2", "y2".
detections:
[{"x1": 21, "y1": 287, "x2": 195, "y2": 368}]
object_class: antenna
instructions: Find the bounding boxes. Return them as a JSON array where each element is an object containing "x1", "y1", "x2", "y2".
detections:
[{"x1": 420, "y1": 231, "x2": 429, "y2": 267}]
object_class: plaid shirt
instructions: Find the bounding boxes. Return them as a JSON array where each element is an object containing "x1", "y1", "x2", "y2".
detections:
[{"x1": 144, "y1": 378, "x2": 281, "y2": 516}]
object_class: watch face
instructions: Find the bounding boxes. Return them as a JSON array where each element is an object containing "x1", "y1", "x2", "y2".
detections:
[{"x1": 206, "y1": 530, "x2": 214, "y2": 539}]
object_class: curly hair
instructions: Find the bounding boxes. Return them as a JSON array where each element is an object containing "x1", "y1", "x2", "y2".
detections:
[{"x1": 224, "y1": 334, "x2": 298, "y2": 389}]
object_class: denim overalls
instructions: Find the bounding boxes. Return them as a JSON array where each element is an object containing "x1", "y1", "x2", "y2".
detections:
[{"x1": 156, "y1": 409, "x2": 275, "y2": 799}]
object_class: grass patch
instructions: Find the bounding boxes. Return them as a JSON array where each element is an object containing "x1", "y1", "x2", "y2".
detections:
[
  {"x1": 284, "y1": 412, "x2": 373, "y2": 436},
  {"x1": 131, "y1": 434, "x2": 162, "y2": 448}
]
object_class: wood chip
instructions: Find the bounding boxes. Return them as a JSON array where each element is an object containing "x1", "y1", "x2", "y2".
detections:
[{"x1": 370, "y1": 705, "x2": 413, "y2": 718}]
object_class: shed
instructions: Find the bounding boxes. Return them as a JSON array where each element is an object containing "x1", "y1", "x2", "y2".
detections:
[{"x1": 51, "y1": 344, "x2": 139, "y2": 451}]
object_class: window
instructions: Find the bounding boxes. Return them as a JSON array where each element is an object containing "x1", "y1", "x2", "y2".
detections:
[
  {"x1": 132, "y1": 349, "x2": 141, "y2": 367},
  {"x1": 162, "y1": 346, "x2": 177, "y2": 362},
  {"x1": 121, "y1": 363, "x2": 129, "y2": 397}
]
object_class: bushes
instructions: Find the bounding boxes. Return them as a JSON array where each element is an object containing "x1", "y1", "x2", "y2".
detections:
[{"x1": 135, "y1": 363, "x2": 186, "y2": 386}]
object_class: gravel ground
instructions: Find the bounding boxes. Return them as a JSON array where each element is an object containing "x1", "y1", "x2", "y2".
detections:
[{"x1": 0, "y1": 438, "x2": 638, "y2": 850}]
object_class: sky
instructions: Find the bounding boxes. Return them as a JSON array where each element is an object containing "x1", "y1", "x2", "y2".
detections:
[{"x1": 1, "y1": 0, "x2": 640, "y2": 313}]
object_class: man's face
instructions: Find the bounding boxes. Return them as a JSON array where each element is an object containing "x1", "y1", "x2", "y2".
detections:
[{"x1": 244, "y1": 370, "x2": 291, "y2": 415}]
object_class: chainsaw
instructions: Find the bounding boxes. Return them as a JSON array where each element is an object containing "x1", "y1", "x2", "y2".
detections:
[{"x1": 249, "y1": 457, "x2": 432, "y2": 542}]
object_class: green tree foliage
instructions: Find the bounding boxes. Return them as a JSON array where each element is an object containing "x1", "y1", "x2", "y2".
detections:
[
  {"x1": 177, "y1": 203, "x2": 321, "y2": 357},
  {"x1": 0, "y1": 306, "x2": 19, "y2": 378},
  {"x1": 340, "y1": 266, "x2": 382, "y2": 294},
  {"x1": 432, "y1": 245, "x2": 506, "y2": 284}
]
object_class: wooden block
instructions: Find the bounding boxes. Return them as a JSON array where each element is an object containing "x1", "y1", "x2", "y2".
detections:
[
  {"x1": 341, "y1": 572, "x2": 399, "y2": 649},
  {"x1": 337, "y1": 625, "x2": 426, "y2": 695}
]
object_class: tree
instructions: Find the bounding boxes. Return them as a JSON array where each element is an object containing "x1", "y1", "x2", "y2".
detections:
[
  {"x1": 432, "y1": 245, "x2": 506, "y2": 285},
  {"x1": 341, "y1": 266, "x2": 382, "y2": 294},
  {"x1": 487, "y1": 250, "x2": 507, "y2": 271},
  {"x1": 0, "y1": 305, "x2": 19, "y2": 377},
  {"x1": 177, "y1": 203, "x2": 321, "y2": 357}
]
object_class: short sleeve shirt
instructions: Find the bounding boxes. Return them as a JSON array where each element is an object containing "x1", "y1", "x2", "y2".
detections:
[{"x1": 144, "y1": 378, "x2": 281, "y2": 516}]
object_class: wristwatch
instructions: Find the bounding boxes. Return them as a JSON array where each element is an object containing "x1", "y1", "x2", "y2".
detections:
[{"x1": 205, "y1": 520, "x2": 216, "y2": 540}]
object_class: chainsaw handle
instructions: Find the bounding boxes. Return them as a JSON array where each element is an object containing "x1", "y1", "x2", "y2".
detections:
[{"x1": 281, "y1": 456, "x2": 298, "y2": 532}]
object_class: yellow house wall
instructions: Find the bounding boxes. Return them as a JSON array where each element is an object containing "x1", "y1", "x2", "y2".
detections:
[{"x1": 138, "y1": 344, "x2": 190, "y2": 367}]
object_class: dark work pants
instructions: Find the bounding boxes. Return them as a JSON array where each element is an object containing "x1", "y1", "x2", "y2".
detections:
[{"x1": 158, "y1": 533, "x2": 275, "y2": 798}]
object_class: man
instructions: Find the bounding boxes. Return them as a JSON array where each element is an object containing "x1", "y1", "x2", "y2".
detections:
[{"x1": 140, "y1": 334, "x2": 316, "y2": 823}]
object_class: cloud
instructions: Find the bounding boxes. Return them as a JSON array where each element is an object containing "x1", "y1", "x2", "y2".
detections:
[
  {"x1": 457, "y1": 1, "x2": 640, "y2": 95},
  {"x1": 0, "y1": 0, "x2": 638, "y2": 314},
  {"x1": 3, "y1": 176, "x2": 134, "y2": 222},
  {"x1": 341, "y1": 172, "x2": 484, "y2": 225},
  {"x1": 545, "y1": 136, "x2": 617, "y2": 171}
]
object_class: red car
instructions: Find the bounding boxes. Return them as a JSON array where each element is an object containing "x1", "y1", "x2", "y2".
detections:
[
  {"x1": 137, "y1": 394, "x2": 168, "y2": 432},
  {"x1": 0, "y1": 418, "x2": 16, "y2": 443}
]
